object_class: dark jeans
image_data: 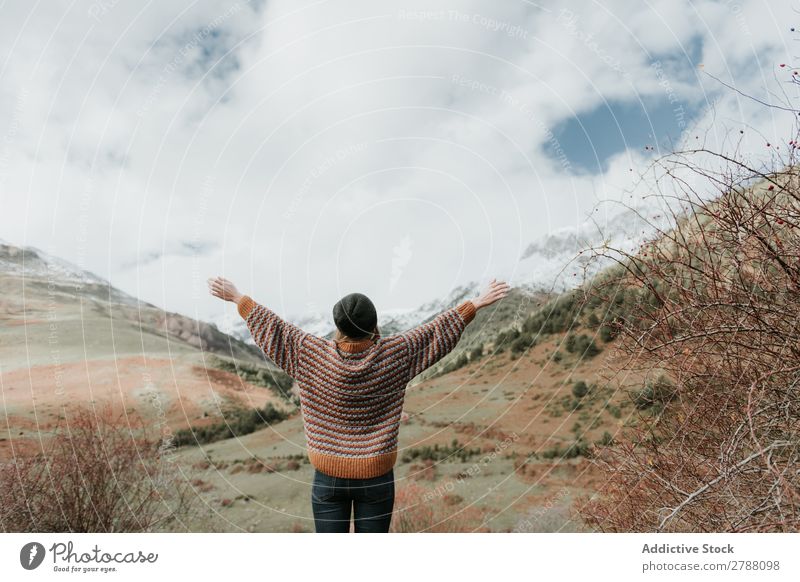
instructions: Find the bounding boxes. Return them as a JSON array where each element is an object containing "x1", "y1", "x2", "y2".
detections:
[{"x1": 311, "y1": 468, "x2": 395, "y2": 533}]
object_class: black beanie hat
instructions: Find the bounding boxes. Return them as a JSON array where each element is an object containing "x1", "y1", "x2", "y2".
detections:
[{"x1": 333, "y1": 292, "x2": 377, "y2": 339}]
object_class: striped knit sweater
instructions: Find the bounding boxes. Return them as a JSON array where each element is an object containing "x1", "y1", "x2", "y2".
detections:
[{"x1": 237, "y1": 294, "x2": 477, "y2": 479}]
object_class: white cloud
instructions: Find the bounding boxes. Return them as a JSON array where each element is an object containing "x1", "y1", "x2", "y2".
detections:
[{"x1": 0, "y1": 0, "x2": 796, "y2": 324}]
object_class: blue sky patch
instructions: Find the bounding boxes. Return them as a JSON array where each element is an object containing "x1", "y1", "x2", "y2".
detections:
[{"x1": 548, "y1": 95, "x2": 698, "y2": 173}]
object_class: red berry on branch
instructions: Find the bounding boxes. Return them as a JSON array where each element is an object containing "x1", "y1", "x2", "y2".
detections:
[
  {"x1": 780, "y1": 63, "x2": 786, "y2": 67},
  {"x1": 768, "y1": 185, "x2": 774, "y2": 190}
]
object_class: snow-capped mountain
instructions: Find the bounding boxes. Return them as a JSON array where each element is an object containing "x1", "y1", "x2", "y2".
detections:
[
  {"x1": 0, "y1": 238, "x2": 106, "y2": 286},
  {"x1": 0, "y1": 238, "x2": 146, "y2": 308},
  {"x1": 0, "y1": 238, "x2": 263, "y2": 362},
  {"x1": 217, "y1": 201, "x2": 672, "y2": 345},
  {"x1": 2, "y1": 198, "x2": 671, "y2": 348},
  {"x1": 218, "y1": 282, "x2": 481, "y2": 344},
  {"x1": 512, "y1": 201, "x2": 673, "y2": 294}
]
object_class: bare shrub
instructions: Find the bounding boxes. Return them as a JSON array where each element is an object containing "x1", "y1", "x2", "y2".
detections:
[
  {"x1": 390, "y1": 481, "x2": 487, "y2": 532},
  {"x1": 579, "y1": 146, "x2": 800, "y2": 532},
  {"x1": 0, "y1": 401, "x2": 194, "y2": 532}
]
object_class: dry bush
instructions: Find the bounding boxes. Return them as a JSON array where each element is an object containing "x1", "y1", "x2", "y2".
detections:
[
  {"x1": 390, "y1": 481, "x2": 488, "y2": 532},
  {"x1": 579, "y1": 145, "x2": 800, "y2": 532},
  {"x1": 0, "y1": 401, "x2": 195, "y2": 532}
]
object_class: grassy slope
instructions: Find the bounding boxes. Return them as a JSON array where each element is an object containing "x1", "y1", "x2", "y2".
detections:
[
  {"x1": 175, "y1": 286, "x2": 639, "y2": 532},
  {"x1": 0, "y1": 271, "x2": 292, "y2": 460},
  {"x1": 1, "y1": 264, "x2": 638, "y2": 532}
]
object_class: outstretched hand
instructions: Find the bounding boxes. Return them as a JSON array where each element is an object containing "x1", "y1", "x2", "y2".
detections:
[
  {"x1": 207, "y1": 276, "x2": 243, "y2": 304},
  {"x1": 473, "y1": 278, "x2": 511, "y2": 310}
]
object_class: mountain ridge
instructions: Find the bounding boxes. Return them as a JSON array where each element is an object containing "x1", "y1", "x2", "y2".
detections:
[{"x1": 1, "y1": 199, "x2": 669, "y2": 347}]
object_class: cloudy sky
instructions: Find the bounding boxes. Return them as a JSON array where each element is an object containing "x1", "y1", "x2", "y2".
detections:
[{"x1": 0, "y1": 0, "x2": 796, "y2": 326}]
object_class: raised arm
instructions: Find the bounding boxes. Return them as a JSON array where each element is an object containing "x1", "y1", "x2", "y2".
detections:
[
  {"x1": 402, "y1": 279, "x2": 511, "y2": 380},
  {"x1": 208, "y1": 276, "x2": 307, "y2": 377},
  {"x1": 402, "y1": 300, "x2": 476, "y2": 380}
]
